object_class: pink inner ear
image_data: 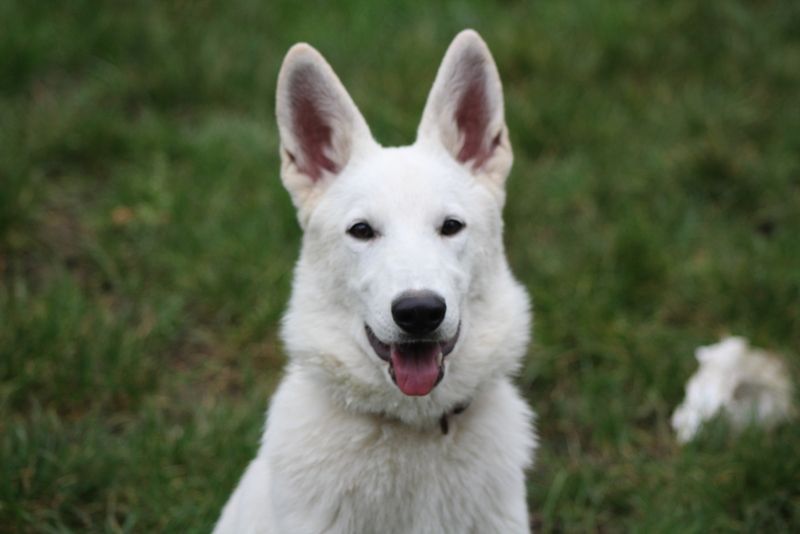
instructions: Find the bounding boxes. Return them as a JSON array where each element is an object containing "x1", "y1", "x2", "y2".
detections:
[
  {"x1": 454, "y1": 54, "x2": 493, "y2": 169},
  {"x1": 289, "y1": 66, "x2": 340, "y2": 181}
]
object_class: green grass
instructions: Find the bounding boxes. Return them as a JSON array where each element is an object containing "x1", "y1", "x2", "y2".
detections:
[{"x1": 2, "y1": 0, "x2": 799, "y2": 531}]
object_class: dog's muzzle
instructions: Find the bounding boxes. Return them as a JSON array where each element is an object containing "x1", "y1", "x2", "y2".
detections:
[{"x1": 365, "y1": 324, "x2": 460, "y2": 396}]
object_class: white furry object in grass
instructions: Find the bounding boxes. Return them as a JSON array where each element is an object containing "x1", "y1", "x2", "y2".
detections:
[{"x1": 671, "y1": 336, "x2": 794, "y2": 443}]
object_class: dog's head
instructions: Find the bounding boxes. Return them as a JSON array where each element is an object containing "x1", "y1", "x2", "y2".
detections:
[{"x1": 276, "y1": 30, "x2": 529, "y2": 414}]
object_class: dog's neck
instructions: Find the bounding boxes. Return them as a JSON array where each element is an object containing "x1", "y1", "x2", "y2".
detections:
[{"x1": 371, "y1": 400, "x2": 471, "y2": 436}]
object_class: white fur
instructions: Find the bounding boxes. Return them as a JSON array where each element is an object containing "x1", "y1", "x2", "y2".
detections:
[
  {"x1": 671, "y1": 336, "x2": 794, "y2": 443},
  {"x1": 214, "y1": 30, "x2": 536, "y2": 534}
]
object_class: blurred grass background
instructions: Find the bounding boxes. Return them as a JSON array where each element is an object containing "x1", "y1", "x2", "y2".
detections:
[{"x1": 1, "y1": 0, "x2": 799, "y2": 531}]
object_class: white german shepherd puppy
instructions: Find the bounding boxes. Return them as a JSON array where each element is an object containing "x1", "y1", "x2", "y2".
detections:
[{"x1": 214, "y1": 29, "x2": 535, "y2": 534}]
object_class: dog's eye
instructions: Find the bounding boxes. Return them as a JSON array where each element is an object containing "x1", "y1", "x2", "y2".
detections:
[
  {"x1": 347, "y1": 222, "x2": 376, "y2": 240},
  {"x1": 440, "y1": 218, "x2": 465, "y2": 236}
]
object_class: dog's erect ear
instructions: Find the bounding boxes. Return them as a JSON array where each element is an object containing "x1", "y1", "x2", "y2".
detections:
[
  {"x1": 276, "y1": 44, "x2": 375, "y2": 217},
  {"x1": 417, "y1": 30, "x2": 512, "y2": 188}
]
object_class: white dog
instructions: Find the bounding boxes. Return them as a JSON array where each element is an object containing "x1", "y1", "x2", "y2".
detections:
[{"x1": 214, "y1": 29, "x2": 536, "y2": 534}]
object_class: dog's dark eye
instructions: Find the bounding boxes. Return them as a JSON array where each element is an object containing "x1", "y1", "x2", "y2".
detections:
[
  {"x1": 440, "y1": 218, "x2": 465, "y2": 236},
  {"x1": 347, "y1": 222, "x2": 376, "y2": 240}
]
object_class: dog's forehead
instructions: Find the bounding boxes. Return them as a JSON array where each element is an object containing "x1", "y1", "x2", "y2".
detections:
[{"x1": 337, "y1": 146, "x2": 472, "y2": 210}]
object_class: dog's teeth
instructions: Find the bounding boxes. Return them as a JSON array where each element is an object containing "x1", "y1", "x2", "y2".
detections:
[
  {"x1": 437, "y1": 351, "x2": 443, "y2": 366},
  {"x1": 388, "y1": 365, "x2": 396, "y2": 383}
]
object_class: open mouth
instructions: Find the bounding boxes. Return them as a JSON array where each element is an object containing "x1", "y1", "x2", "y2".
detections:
[{"x1": 365, "y1": 324, "x2": 460, "y2": 397}]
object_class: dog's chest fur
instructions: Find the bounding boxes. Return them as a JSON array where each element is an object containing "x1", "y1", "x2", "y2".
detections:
[{"x1": 262, "y1": 372, "x2": 533, "y2": 534}]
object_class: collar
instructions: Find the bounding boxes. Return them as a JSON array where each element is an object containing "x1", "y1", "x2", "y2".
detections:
[{"x1": 438, "y1": 401, "x2": 470, "y2": 435}]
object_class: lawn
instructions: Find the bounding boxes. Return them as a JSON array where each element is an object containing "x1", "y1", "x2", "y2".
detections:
[{"x1": 1, "y1": 0, "x2": 799, "y2": 532}]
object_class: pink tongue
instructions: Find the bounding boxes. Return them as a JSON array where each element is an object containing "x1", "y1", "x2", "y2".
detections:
[{"x1": 390, "y1": 343, "x2": 442, "y2": 396}]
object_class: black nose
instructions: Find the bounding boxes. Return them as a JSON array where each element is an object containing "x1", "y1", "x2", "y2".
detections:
[{"x1": 391, "y1": 291, "x2": 446, "y2": 336}]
